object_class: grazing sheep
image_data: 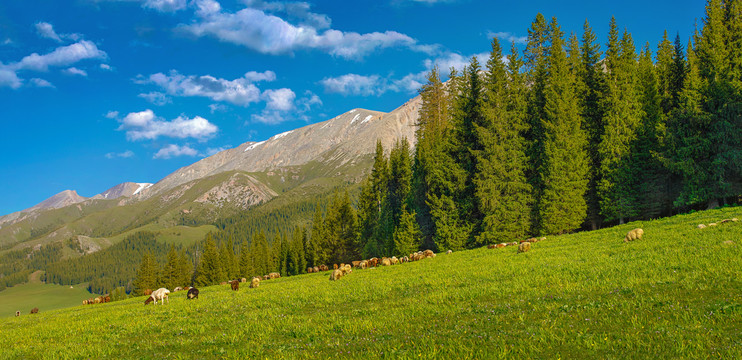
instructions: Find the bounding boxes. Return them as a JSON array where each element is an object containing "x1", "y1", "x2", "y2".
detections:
[
  {"x1": 263, "y1": 275, "x2": 270, "y2": 280},
  {"x1": 15, "y1": 311, "x2": 20, "y2": 317},
  {"x1": 329, "y1": 269, "x2": 343, "y2": 281},
  {"x1": 82, "y1": 300, "x2": 88, "y2": 306},
  {"x1": 496, "y1": 243, "x2": 506, "y2": 249},
  {"x1": 313, "y1": 266, "x2": 320, "y2": 273},
  {"x1": 333, "y1": 264, "x2": 339, "y2": 270},
  {"x1": 540, "y1": 237, "x2": 546, "y2": 242},
  {"x1": 510, "y1": 242, "x2": 518, "y2": 246},
  {"x1": 220, "y1": 281, "x2": 228, "y2": 285},
  {"x1": 423, "y1": 250, "x2": 434, "y2": 258},
  {"x1": 269, "y1": 272, "x2": 281, "y2": 279},
  {"x1": 709, "y1": 223, "x2": 717, "y2": 226},
  {"x1": 145, "y1": 288, "x2": 170, "y2": 305},
  {"x1": 230, "y1": 280, "x2": 239, "y2": 291},
  {"x1": 184, "y1": 286, "x2": 191, "y2": 291},
  {"x1": 319, "y1": 264, "x2": 329, "y2": 272},
  {"x1": 381, "y1": 257, "x2": 391, "y2": 266},
  {"x1": 30, "y1": 308, "x2": 38, "y2": 314},
  {"x1": 446, "y1": 250, "x2": 453, "y2": 254},
  {"x1": 174, "y1": 287, "x2": 183, "y2": 292},
  {"x1": 518, "y1": 242, "x2": 531, "y2": 253},
  {"x1": 391, "y1": 256, "x2": 399, "y2": 265},
  {"x1": 241, "y1": 278, "x2": 247, "y2": 283},
  {"x1": 94, "y1": 297, "x2": 101, "y2": 304},
  {"x1": 104, "y1": 295, "x2": 111, "y2": 303},
  {"x1": 250, "y1": 277, "x2": 261, "y2": 288},
  {"x1": 307, "y1": 267, "x2": 314, "y2": 273},
  {"x1": 487, "y1": 244, "x2": 497, "y2": 249},
  {"x1": 187, "y1": 287, "x2": 199, "y2": 300},
  {"x1": 144, "y1": 289, "x2": 153, "y2": 296},
  {"x1": 368, "y1": 258, "x2": 378, "y2": 267},
  {"x1": 624, "y1": 228, "x2": 644, "y2": 242},
  {"x1": 359, "y1": 260, "x2": 368, "y2": 270},
  {"x1": 697, "y1": 224, "x2": 707, "y2": 229},
  {"x1": 352, "y1": 260, "x2": 361, "y2": 268},
  {"x1": 342, "y1": 264, "x2": 352, "y2": 275}
]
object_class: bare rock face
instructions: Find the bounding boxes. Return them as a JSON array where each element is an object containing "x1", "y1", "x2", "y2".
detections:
[
  {"x1": 92, "y1": 182, "x2": 153, "y2": 200},
  {"x1": 194, "y1": 173, "x2": 277, "y2": 209},
  {"x1": 27, "y1": 190, "x2": 87, "y2": 212}
]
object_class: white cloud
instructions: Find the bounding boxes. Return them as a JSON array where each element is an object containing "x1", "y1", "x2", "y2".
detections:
[
  {"x1": 16, "y1": 40, "x2": 107, "y2": 72},
  {"x1": 118, "y1": 109, "x2": 218, "y2": 141},
  {"x1": 153, "y1": 144, "x2": 198, "y2": 159},
  {"x1": 180, "y1": 3, "x2": 429, "y2": 59},
  {"x1": 489, "y1": 31, "x2": 528, "y2": 45},
  {"x1": 320, "y1": 74, "x2": 383, "y2": 96},
  {"x1": 262, "y1": 88, "x2": 295, "y2": 111},
  {"x1": 30, "y1": 78, "x2": 55, "y2": 88},
  {"x1": 143, "y1": 0, "x2": 187, "y2": 12},
  {"x1": 105, "y1": 150, "x2": 135, "y2": 159},
  {"x1": 64, "y1": 67, "x2": 88, "y2": 77},
  {"x1": 138, "y1": 91, "x2": 172, "y2": 106},
  {"x1": 0, "y1": 65, "x2": 22, "y2": 89},
  {"x1": 35, "y1": 22, "x2": 81, "y2": 43},
  {"x1": 137, "y1": 70, "x2": 275, "y2": 106},
  {"x1": 105, "y1": 111, "x2": 119, "y2": 119},
  {"x1": 100, "y1": 63, "x2": 112, "y2": 70},
  {"x1": 204, "y1": 145, "x2": 232, "y2": 156},
  {"x1": 208, "y1": 103, "x2": 227, "y2": 113}
]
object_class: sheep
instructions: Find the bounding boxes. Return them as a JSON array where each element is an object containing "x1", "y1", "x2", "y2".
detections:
[
  {"x1": 540, "y1": 237, "x2": 546, "y2": 242},
  {"x1": 313, "y1": 266, "x2": 320, "y2": 273},
  {"x1": 220, "y1": 281, "x2": 228, "y2": 285},
  {"x1": 329, "y1": 269, "x2": 343, "y2": 281},
  {"x1": 269, "y1": 272, "x2": 281, "y2": 279},
  {"x1": 307, "y1": 267, "x2": 314, "y2": 273},
  {"x1": 318, "y1": 264, "x2": 329, "y2": 272},
  {"x1": 15, "y1": 311, "x2": 20, "y2": 317},
  {"x1": 423, "y1": 250, "x2": 434, "y2": 258},
  {"x1": 367, "y1": 258, "x2": 378, "y2": 267},
  {"x1": 342, "y1": 264, "x2": 352, "y2": 275},
  {"x1": 381, "y1": 257, "x2": 391, "y2": 266},
  {"x1": 359, "y1": 260, "x2": 368, "y2": 269},
  {"x1": 144, "y1": 288, "x2": 170, "y2": 305},
  {"x1": 241, "y1": 278, "x2": 247, "y2": 283},
  {"x1": 447, "y1": 250, "x2": 453, "y2": 254},
  {"x1": 352, "y1": 260, "x2": 361, "y2": 268},
  {"x1": 186, "y1": 287, "x2": 199, "y2": 300},
  {"x1": 518, "y1": 242, "x2": 531, "y2": 253},
  {"x1": 104, "y1": 295, "x2": 111, "y2": 303},
  {"x1": 30, "y1": 308, "x2": 39, "y2": 314},
  {"x1": 82, "y1": 300, "x2": 88, "y2": 306},
  {"x1": 263, "y1": 275, "x2": 270, "y2": 280},
  {"x1": 333, "y1": 264, "x2": 339, "y2": 270},
  {"x1": 230, "y1": 280, "x2": 239, "y2": 291},
  {"x1": 624, "y1": 228, "x2": 644, "y2": 242},
  {"x1": 487, "y1": 244, "x2": 497, "y2": 249},
  {"x1": 390, "y1": 256, "x2": 399, "y2": 265},
  {"x1": 510, "y1": 242, "x2": 518, "y2": 246},
  {"x1": 496, "y1": 243, "x2": 506, "y2": 249},
  {"x1": 697, "y1": 224, "x2": 707, "y2": 229},
  {"x1": 173, "y1": 287, "x2": 183, "y2": 292},
  {"x1": 250, "y1": 277, "x2": 261, "y2": 288},
  {"x1": 94, "y1": 297, "x2": 101, "y2": 304}
]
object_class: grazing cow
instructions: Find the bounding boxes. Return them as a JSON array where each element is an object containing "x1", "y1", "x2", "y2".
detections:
[
  {"x1": 30, "y1": 308, "x2": 39, "y2": 314},
  {"x1": 144, "y1": 289, "x2": 153, "y2": 296},
  {"x1": 250, "y1": 277, "x2": 261, "y2": 289},
  {"x1": 187, "y1": 288, "x2": 199, "y2": 300},
  {"x1": 624, "y1": 228, "x2": 644, "y2": 242},
  {"x1": 330, "y1": 269, "x2": 343, "y2": 281},
  {"x1": 144, "y1": 288, "x2": 170, "y2": 305},
  {"x1": 518, "y1": 242, "x2": 531, "y2": 253},
  {"x1": 230, "y1": 280, "x2": 239, "y2": 291},
  {"x1": 15, "y1": 311, "x2": 20, "y2": 317}
]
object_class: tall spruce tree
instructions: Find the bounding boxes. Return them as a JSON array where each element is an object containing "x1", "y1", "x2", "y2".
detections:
[
  {"x1": 177, "y1": 248, "x2": 193, "y2": 287},
  {"x1": 160, "y1": 245, "x2": 180, "y2": 290},
  {"x1": 538, "y1": 17, "x2": 590, "y2": 234},
  {"x1": 393, "y1": 204, "x2": 422, "y2": 256},
  {"x1": 475, "y1": 38, "x2": 533, "y2": 244},
  {"x1": 238, "y1": 240, "x2": 252, "y2": 278},
  {"x1": 195, "y1": 235, "x2": 222, "y2": 286},
  {"x1": 598, "y1": 22, "x2": 643, "y2": 223},
  {"x1": 132, "y1": 251, "x2": 159, "y2": 295}
]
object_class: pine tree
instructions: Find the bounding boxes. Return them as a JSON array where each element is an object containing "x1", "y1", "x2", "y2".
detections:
[
  {"x1": 238, "y1": 240, "x2": 252, "y2": 279},
  {"x1": 310, "y1": 204, "x2": 327, "y2": 265},
  {"x1": 220, "y1": 238, "x2": 237, "y2": 280},
  {"x1": 656, "y1": 31, "x2": 676, "y2": 115},
  {"x1": 195, "y1": 235, "x2": 222, "y2": 286},
  {"x1": 475, "y1": 37, "x2": 533, "y2": 244},
  {"x1": 538, "y1": 17, "x2": 590, "y2": 234},
  {"x1": 177, "y1": 248, "x2": 192, "y2": 287},
  {"x1": 253, "y1": 231, "x2": 270, "y2": 276},
  {"x1": 579, "y1": 20, "x2": 606, "y2": 229},
  {"x1": 393, "y1": 205, "x2": 421, "y2": 255},
  {"x1": 132, "y1": 251, "x2": 159, "y2": 295},
  {"x1": 160, "y1": 245, "x2": 180, "y2": 290},
  {"x1": 598, "y1": 23, "x2": 643, "y2": 223}
]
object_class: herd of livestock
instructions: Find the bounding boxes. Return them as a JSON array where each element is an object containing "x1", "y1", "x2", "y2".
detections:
[{"x1": 13, "y1": 227, "x2": 660, "y2": 316}]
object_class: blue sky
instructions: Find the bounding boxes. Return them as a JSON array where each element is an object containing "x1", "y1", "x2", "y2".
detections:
[{"x1": 0, "y1": 0, "x2": 704, "y2": 215}]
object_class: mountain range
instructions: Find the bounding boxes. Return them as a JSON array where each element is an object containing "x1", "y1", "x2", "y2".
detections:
[{"x1": 0, "y1": 94, "x2": 420, "y2": 256}]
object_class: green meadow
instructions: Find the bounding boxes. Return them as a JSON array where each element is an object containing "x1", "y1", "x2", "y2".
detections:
[
  {"x1": 0, "y1": 275, "x2": 95, "y2": 319},
  {"x1": 1, "y1": 207, "x2": 741, "y2": 359}
]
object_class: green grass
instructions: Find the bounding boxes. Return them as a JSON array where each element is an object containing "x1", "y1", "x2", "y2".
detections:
[
  {"x1": 97, "y1": 224, "x2": 218, "y2": 247},
  {"x1": 2, "y1": 207, "x2": 741, "y2": 358},
  {"x1": 0, "y1": 275, "x2": 96, "y2": 319}
]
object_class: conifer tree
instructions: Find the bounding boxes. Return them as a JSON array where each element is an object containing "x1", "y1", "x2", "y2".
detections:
[
  {"x1": 253, "y1": 231, "x2": 270, "y2": 276},
  {"x1": 393, "y1": 205, "x2": 421, "y2": 255},
  {"x1": 195, "y1": 235, "x2": 222, "y2": 286},
  {"x1": 538, "y1": 17, "x2": 590, "y2": 234},
  {"x1": 238, "y1": 240, "x2": 252, "y2": 279},
  {"x1": 310, "y1": 204, "x2": 327, "y2": 265},
  {"x1": 133, "y1": 251, "x2": 159, "y2": 295},
  {"x1": 599, "y1": 23, "x2": 643, "y2": 223},
  {"x1": 475, "y1": 38, "x2": 533, "y2": 243},
  {"x1": 220, "y1": 238, "x2": 237, "y2": 280},
  {"x1": 160, "y1": 245, "x2": 180, "y2": 290},
  {"x1": 579, "y1": 20, "x2": 606, "y2": 229},
  {"x1": 177, "y1": 248, "x2": 192, "y2": 287}
]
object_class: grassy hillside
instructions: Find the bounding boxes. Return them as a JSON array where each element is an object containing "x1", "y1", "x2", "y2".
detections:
[
  {"x1": 2, "y1": 207, "x2": 741, "y2": 358},
  {"x1": 0, "y1": 273, "x2": 96, "y2": 319}
]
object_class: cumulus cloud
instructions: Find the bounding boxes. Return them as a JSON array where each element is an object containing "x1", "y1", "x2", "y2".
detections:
[
  {"x1": 489, "y1": 31, "x2": 528, "y2": 45},
  {"x1": 262, "y1": 88, "x2": 295, "y2": 111},
  {"x1": 153, "y1": 144, "x2": 198, "y2": 159},
  {"x1": 30, "y1": 78, "x2": 55, "y2": 88},
  {"x1": 16, "y1": 41, "x2": 107, "y2": 72},
  {"x1": 64, "y1": 67, "x2": 88, "y2": 77},
  {"x1": 251, "y1": 90, "x2": 320, "y2": 124},
  {"x1": 136, "y1": 70, "x2": 276, "y2": 106},
  {"x1": 100, "y1": 63, "x2": 112, "y2": 70},
  {"x1": 424, "y1": 51, "x2": 491, "y2": 73},
  {"x1": 320, "y1": 74, "x2": 383, "y2": 96},
  {"x1": 105, "y1": 150, "x2": 135, "y2": 159},
  {"x1": 143, "y1": 0, "x2": 187, "y2": 12},
  {"x1": 204, "y1": 145, "x2": 232, "y2": 156},
  {"x1": 138, "y1": 91, "x2": 172, "y2": 106},
  {"x1": 0, "y1": 66, "x2": 23, "y2": 89},
  {"x1": 118, "y1": 109, "x2": 218, "y2": 141},
  {"x1": 35, "y1": 22, "x2": 80, "y2": 43},
  {"x1": 180, "y1": 1, "x2": 431, "y2": 59},
  {"x1": 105, "y1": 111, "x2": 119, "y2": 119}
]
